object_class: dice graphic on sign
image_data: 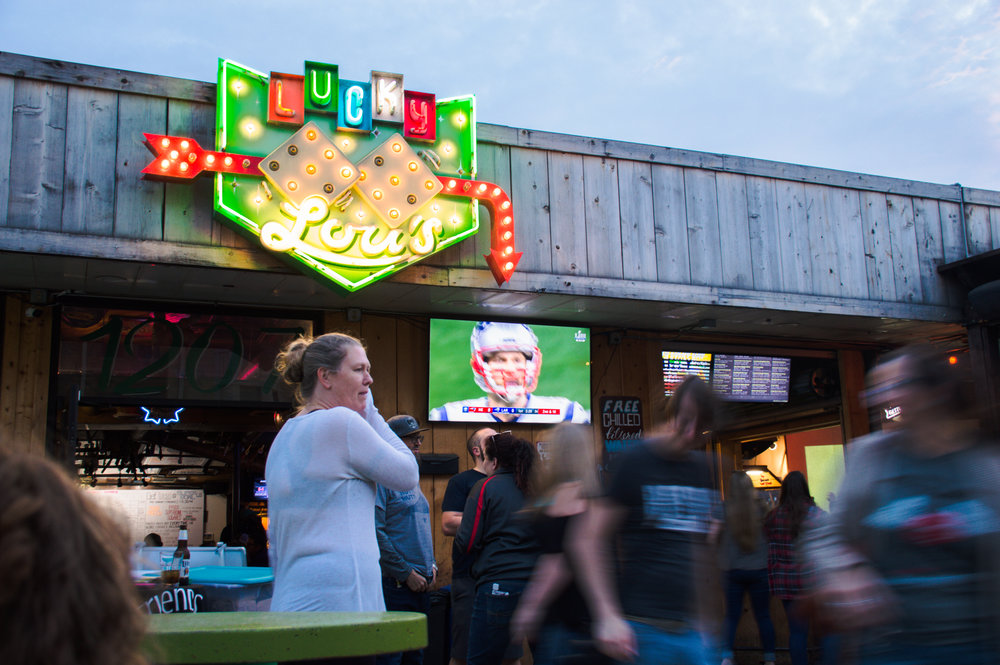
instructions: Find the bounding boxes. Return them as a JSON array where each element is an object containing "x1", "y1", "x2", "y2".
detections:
[
  {"x1": 258, "y1": 122, "x2": 360, "y2": 206},
  {"x1": 354, "y1": 133, "x2": 443, "y2": 229}
]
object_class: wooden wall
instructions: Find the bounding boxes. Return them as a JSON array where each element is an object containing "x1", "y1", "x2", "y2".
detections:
[
  {"x1": 2, "y1": 53, "x2": 999, "y2": 320},
  {"x1": 0, "y1": 294, "x2": 54, "y2": 456}
]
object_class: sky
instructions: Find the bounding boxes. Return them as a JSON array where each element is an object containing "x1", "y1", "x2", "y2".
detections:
[{"x1": 4, "y1": 0, "x2": 1000, "y2": 190}]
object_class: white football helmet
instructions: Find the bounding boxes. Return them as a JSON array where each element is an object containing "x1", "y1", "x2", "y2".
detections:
[{"x1": 469, "y1": 322, "x2": 543, "y2": 401}]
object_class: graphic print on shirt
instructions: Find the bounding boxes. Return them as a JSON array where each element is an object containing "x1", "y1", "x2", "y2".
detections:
[
  {"x1": 864, "y1": 496, "x2": 1000, "y2": 546},
  {"x1": 641, "y1": 485, "x2": 715, "y2": 534}
]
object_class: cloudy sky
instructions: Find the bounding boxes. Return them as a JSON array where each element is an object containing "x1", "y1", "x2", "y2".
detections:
[{"x1": 4, "y1": 1, "x2": 1000, "y2": 189}]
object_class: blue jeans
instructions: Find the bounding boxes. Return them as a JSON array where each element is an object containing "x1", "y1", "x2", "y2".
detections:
[
  {"x1": 467, "y1": 579, "x2": 528, "y2": 665},
  {"x1": 722, "y1": 568, "x2": 775, "y2": 662},
  {"x1": 782, "y1": 600, "x2": 809, "y2": 665},
  {"x1": 624, "y1": 619, "x2": 712, "y2": 665},
  {"x1": 533, "y1": 622, "x2": 611, "y2": 665},
  {"x1": 376, "y1": 578, "x2": 430, "y2": 665}
]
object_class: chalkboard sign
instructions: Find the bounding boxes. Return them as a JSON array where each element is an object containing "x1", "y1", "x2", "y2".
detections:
[{"x1": 86, "y1": 488, "x2": 204, "y2": 546}]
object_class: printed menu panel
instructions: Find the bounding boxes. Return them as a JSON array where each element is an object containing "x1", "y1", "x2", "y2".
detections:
[
  {"x1": 86, "y1": 488, "x2": 204, "y2": 547},
  {"x1": 712, "y1": 354, "x2": 791, "y2": 402},
  {"x1": 663, "y1": 351, "x2": 712, "y2": 396}
]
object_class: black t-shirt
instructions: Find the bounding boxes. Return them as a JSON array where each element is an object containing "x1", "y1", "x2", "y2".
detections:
[
  {"x1": 443, "y1": 468, "x2": 487, "y2": 578},
  {"x1": 535, "y1": 512, "x2": 591, "y2": 632},
  {"x1": 607, "y1": 442, "x2": 717, "y2": 622}
]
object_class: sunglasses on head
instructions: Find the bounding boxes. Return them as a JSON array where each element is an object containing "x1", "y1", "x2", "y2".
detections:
[{"x1": 489, "y1": 431, "x2": 514, "y2": 446}]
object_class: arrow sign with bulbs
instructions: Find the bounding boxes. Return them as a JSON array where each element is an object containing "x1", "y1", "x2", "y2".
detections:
[{"x1": 139, "y1": 59, "x2": 519, "y2": 291}]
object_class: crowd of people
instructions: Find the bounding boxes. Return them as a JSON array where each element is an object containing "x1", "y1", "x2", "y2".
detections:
[{"x1": 5, "y1": 336, "x2": 998, "y2": 665}]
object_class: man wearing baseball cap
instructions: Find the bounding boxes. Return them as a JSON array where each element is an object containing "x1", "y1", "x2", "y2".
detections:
[{"x1": 376, "y1": 415, "x2": 437, "y2": 665}]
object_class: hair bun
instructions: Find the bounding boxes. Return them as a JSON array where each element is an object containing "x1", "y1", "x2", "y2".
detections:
[{"x1": 276, "y1": 337, "x2": 312, "y2": 385}]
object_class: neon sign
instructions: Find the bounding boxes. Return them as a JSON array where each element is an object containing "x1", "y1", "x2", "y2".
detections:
[{"x1": 141, "y1": 59, "x2": 520, "y2": 290}]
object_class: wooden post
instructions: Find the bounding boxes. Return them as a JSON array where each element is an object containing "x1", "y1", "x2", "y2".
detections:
[
  {"x1": 838, "y1": 349, "x2": 870, "y2": 445},
  {"x1": 0, "y1": 295, "x2": 54, "y2": 456},
  {"x1": 968, "y1": 324, "x2": 1000, "y2": 437}
]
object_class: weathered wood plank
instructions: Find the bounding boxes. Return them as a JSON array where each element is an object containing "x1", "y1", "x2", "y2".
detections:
[
  {"x1": 547, "y1": 151, "x2": 588, "y2": 275},
  {"x1": 8, "y1": 79, "x2": 67, "y2": 230},
  {"x1": 0, "y1": 296, "x2": 22, "y2": 453},
  {"x1": 464, "y1": 142, "x2": 509, "y2": 269},
  {"x1": 0, "y1": 52, "x2": 216, "y2": 104},
  {"x1": 479, "y1": 123, "x2": 964, "y2": 202},
  {"x1": 163, "y1": 99, "x2": 215, "y2": 244},
  {"x1": 590, "y1": 328, "x2": 623, "y2": 399},
  {"x1": 62, "y1": 87, "x2": 117, "y2": 235},
  {"x1": 804, "y1": 185, "x2": 841, "y2": 297},
  {"x1": 616, "y1": 160, "x2": 657, "y2": 281},
  {"x1": 774, "y1": 180, "x2": 812, "y2": 294},
  {"x1": 0, "y1": 76, "x2": 13, "y2": 227},
  {"x1": 745, "y1": 176, "x2": 783, "y2": 292},
  {"x1": 651, "y1": 164, "x2": 690, "y2": 283},
  {"x1": 939, "y1": 201, "x2": 966, "y2": 264},
  {"x1": 859, "y1": 191, "x2": 896, "y2": 301},
  {"x1": 992, "y1": 208, "x2": 1000, "y2": 252},
  {"x1": 114, "y1": 94, "x2": 166, "y2": 239},
  {"x1": 583, "y1": 156, "x2": 623, "y2": 279},
  {"x1": 684, "y1": 169, "x2": 723, "y2": 287},
  {"x1": 886, "y1": 195, "x2": 922, "y2": 303},
  {"x1": 509, "y1": 146, "x2": 552, "y2": 273},
  {"x1": 913, "y1": 197, "x2": 947, "y2": 305},
  {"x1": 965, "y1": 204, "x2": 993, "y2": 256},
  {"x1": 828, "y1": 188, "x2": 868, "y2": 300},
  {"x1": 716, "y1": 172, "x2": 753, "y2": 289},
  {"x1": 25, "y1": 307, "x2": 53, "y2": 452}
]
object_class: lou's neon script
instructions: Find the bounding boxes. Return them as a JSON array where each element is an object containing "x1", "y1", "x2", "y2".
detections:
[{"x1": 141, "y1": 59, "x2": 520, "y2": 290}]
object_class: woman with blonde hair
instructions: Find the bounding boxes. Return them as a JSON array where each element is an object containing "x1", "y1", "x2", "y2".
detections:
[
  {"x1": 0, "y1": 452, "x2": 148, "y2": 665},
  {"x1": 266, "y1": 333, "x2": 418, "y2": 627},
  {"x1": 512, "y1": 423, "x2": 610, "y2": 665},
  {"x1": 719, "y1": 471, "x2": 775, "y2": 665}
]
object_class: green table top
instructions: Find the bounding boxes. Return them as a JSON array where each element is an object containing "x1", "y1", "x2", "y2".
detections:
[{"x1": 144, "y1": 611, "x2": 427, "y2": 664}]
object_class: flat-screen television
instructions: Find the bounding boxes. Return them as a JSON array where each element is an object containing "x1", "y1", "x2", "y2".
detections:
[
  {"x1": 428, "y1": 319, "x2": 592, "y2": 423},
  {"x1": 663, "y1": 350, "x2": 791, "y2": 403}
]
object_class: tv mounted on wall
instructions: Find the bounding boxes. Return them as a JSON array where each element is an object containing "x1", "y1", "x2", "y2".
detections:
[{"x1": 428, "y1": 319, "x2": 592, "y2": 424}]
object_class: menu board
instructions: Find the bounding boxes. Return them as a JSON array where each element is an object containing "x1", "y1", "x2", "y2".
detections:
[
  {"x1": 663, "y1": 351, "x2": 712, "y2": 396},
  {"x1": 712, "y1": 354, "x2": 791, "y2": 403},
  {"x1": 86, "y1": 488, "x2": 204, "y2": 546}
]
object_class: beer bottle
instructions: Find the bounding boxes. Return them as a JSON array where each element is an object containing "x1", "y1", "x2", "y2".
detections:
[{"x1": 173, "y1": 524, "x2": 191, "y2": 586}]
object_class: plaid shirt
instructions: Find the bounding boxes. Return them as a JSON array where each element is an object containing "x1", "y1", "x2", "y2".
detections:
[{"x1": 764, "y1": 502, "x2": 821, "y2": 599}]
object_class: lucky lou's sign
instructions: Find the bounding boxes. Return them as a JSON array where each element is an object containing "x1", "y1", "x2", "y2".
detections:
[{"x1": 141, "y1": 59, "x2": 520, "y2": 291}]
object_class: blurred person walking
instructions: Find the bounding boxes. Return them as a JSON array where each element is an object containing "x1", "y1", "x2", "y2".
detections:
[
  {"x1": 720, "y1": 471, "x2": 776, "y2": 665},
  {"x1": 801, "y1": 345, "x2": 1000, "y2": 664},
  {"x1": 511, "y1": 423, "x2": 611, "y2": 665},
  {"x1": 454, "y1": 432, "x2": 540, "y2": 665},
  {"x1": 571, "y1": 375, "x2": 721, "y2": 665},
  {"x1": 764, "y1": 471, "x2": 822, "y2": 665}
]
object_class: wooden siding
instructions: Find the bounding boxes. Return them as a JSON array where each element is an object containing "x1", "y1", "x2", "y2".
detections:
[
  {"x1": 2, "y1": 54, "x2": 1000, "y2": 321},
  {"x1": 0, "y1": 295, "x2": 53, "y2": 456}
]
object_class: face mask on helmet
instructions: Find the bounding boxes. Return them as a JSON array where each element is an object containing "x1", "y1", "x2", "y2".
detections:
[{"x1": 470, "y1": 322, "x2": 543, "y2": 401}]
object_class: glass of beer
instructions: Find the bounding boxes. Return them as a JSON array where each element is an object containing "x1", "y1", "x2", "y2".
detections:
[{"x1": 160, "y1": 554, "x2": 180, "y2": 585}]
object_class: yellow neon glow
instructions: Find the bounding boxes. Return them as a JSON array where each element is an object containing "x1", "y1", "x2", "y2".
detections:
[
  {"x1": 324, "y1": 149, "x2": 335, "y2": 160},
  {"x1": 443, "y1": 144, "x2": 453, "y2": 154},
  {"x1": 408, "y1": 161, "x2": 418, "y2": 172},
  {"x1": 373, "y1": 190, "x2": 383, "y2": 200},
  {"x1": 306, "y1": 164, "x2": 316, "y2": 175},
  {"x1": 231, "y1": 79, "x2": 245, "y2": 96},
  {"x1": 390, "y1": 176, "x2": 400, "y2": 186},
  {"x1": 391, "y1": 142, "x2": 402, "y2": 153},
  {"x1": 288, "y1": 181, "x2": 298, "y2": 191},
  {"x1": 306, "y1": 129, "x2": 317, "y2": 140},
  {"x1": 425, "y1": 180, "x2": 436, "y2": 190},
  {"x1": 389, "y1": 209, "x2": 399, "y2": 219},
  {"x1": 453, "y1": 112, "x2": 466, "y2": 127},
  {"x1": 432, "y1": 204, "x2": 440, "y2": 212},
  {"x1": 341, "y1": 167, "x2": 353, "y2": 178}
]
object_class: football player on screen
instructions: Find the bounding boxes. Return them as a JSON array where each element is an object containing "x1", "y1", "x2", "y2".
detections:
[{"x1": 430, "y1": 322, "x2": 591, "y2": 423}]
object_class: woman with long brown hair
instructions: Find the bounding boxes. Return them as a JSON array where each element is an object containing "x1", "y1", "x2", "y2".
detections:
[
  {"x1": 720, "y1": 471, "x2": 775, "y2": 665},
  {"x1": 0, "y1": 452, "x2": 148, "y2": 665},
  {"x1": 455, "y1": 432, "x2": 540, "y2": 665}
]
